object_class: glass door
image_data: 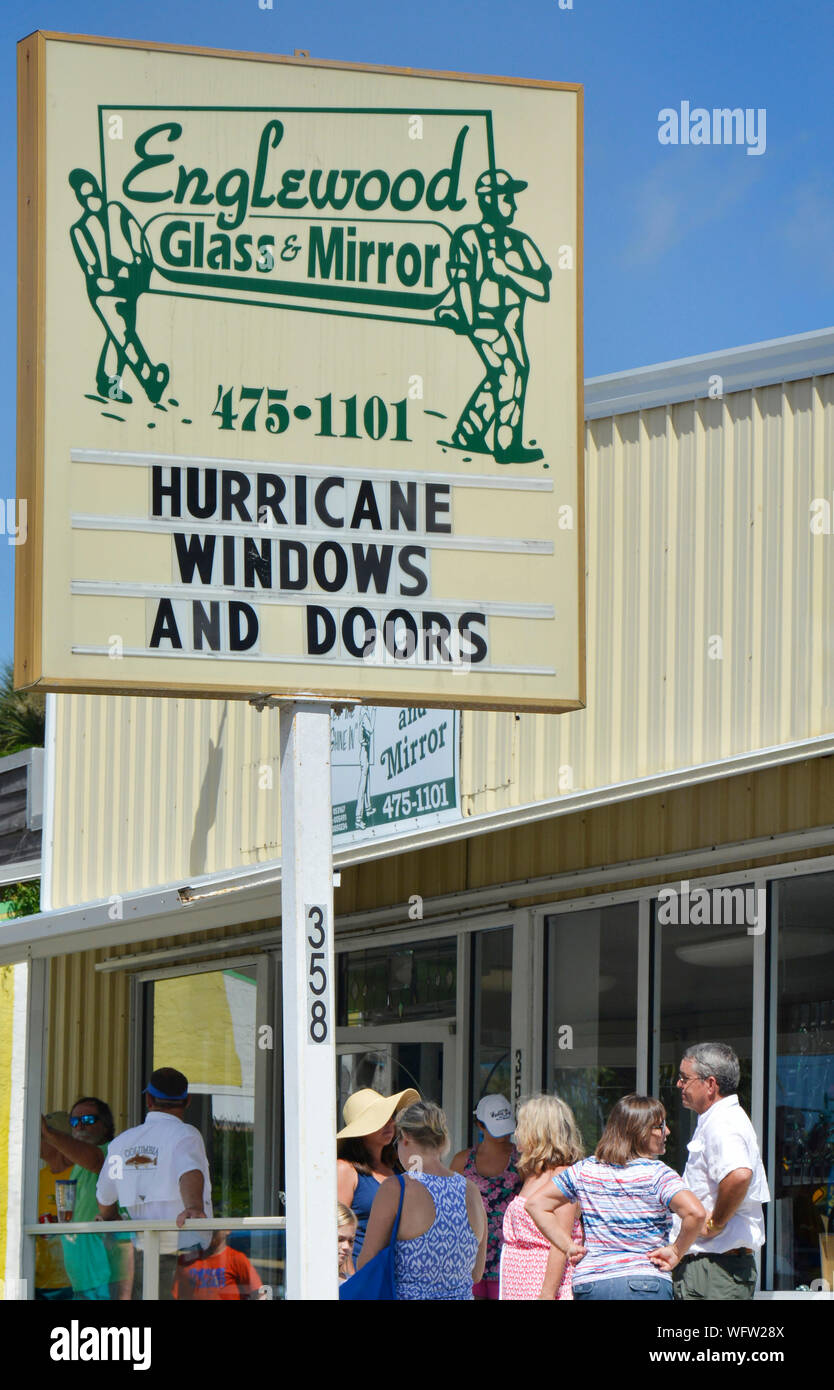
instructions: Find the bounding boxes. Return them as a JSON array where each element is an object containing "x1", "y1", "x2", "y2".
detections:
[
  {"x1": 546, "y1": 906, "x2": 639, "y2": 1151},
  {"x1": 654, "y1": 893, "x2": 754, "y2": 1176},
  {"x1": 140, "y1": 959, "x2": 272, "y2": 1217},
  {"x1": 336, "y1": 1021, "x2": 455, "y2": 1125},
  {"x1": 770, "y1": 873, "x2": 834, "y2": 1291},
  {"x1": 336, "y1": 934, "x2": 459, "y2": 1141}
]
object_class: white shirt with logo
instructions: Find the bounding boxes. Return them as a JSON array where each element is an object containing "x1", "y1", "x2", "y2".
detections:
[
  {"x1": 96, "y1": 1110, "x2": 213, "y2": 1252},
  {"x1": 674, "y1": 1094, "x2": 770, "y2": 1254}
]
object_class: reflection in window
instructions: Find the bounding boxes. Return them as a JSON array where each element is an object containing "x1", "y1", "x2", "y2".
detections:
[
  {"x1": 773, "y1": 874, "x2": 834, "y2": 1291},
  {"x1": 172, "y1": 1228, "x2": 284, "y2": 1301},
  {"x1": 472, "y1": 928, "x2": 513, "y2": 1117},
  {"x1": 337, "y1": 938, "x2": 456, "y2": 1027},
  {"x1": 143, "y1": 969, "x2": 257, "y2": 1217},
  {"x1": 337, "y1": 1042, "x2": 445, "y2": 1125},
  {"x1": 656, "y1": 896, "x2": 753, "y2": 1177},
  {"x1": 546, "y1": 907, "x2": 638, "y2": 1152}
]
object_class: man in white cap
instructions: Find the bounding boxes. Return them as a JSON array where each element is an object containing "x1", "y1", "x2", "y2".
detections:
[{"x1": 451, "y1": 1094, "x2": 520, "y2": 1299}]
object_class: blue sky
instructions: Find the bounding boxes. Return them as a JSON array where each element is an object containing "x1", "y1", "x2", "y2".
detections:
[{"x1": 1, "y1": 0, "x2": 832, "y2": 666}]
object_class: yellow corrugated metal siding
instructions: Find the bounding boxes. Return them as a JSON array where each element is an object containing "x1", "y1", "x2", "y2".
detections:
[
  {"x1": 338, "y1": 755, "x2": 834, "y2": 914},
  {"x1": 52, "y1": 696, "x2": 282, "y2": 907},
  {"x1": 50, "y1": 375, "x2": 834, "y2": 908},
  {"x1": 43, "y1": 755, "x2": 834, "y2": 1121},
  {"x1": 44, "y1": 916, "x2": 278, "y2": 1128},
  {"x1": 45, "y1": 756, "x2": 834, "y2": 1123},
  {"x1": 45, "y1": 947, "x2": 131, "y2": 1130},
  {"x1": 461, "y1": 377, "x2": 834, "y2": 813}
]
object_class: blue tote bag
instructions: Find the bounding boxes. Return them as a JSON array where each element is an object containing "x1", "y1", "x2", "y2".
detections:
[{"x1": 339, "y1": 1175, "x2": 406, "y2": 1301}]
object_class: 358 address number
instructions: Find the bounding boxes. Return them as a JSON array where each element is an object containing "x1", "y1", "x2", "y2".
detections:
[{"x1": 306, "y1": 904, "x2": 329, "y2": 1043}]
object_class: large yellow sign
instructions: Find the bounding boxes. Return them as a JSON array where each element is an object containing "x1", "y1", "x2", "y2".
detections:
[{"x1": 16, "y1": 33, "x2": 584, "y2": 712}]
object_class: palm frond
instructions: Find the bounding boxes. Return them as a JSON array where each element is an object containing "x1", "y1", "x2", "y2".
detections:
[{"x1": 0, "y1": 661, "x2": 46, "y2": 755}]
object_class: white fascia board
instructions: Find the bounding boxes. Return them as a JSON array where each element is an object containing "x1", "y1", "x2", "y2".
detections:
[
  {"x1": 585, "y1": 326, "x2": 834, "y2": 419},
  {"x1": 0, "y1": 749, "x2": 37, "y2": 775},
  {"x1": 1, "y1": 732, "x2": 833, "y2": 965},
  {"x1": 0, "y1": 859, "x2": 41, "y2": 889}
]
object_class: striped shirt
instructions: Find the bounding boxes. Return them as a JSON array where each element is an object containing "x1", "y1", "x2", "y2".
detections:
[{"x1": 553, "y1": 1157, "x2": 685, "y2": 1284}]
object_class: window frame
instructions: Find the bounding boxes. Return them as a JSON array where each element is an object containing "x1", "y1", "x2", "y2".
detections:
[{"x1": 130, "y1": 953, "x2": 273, "y2": 1216}]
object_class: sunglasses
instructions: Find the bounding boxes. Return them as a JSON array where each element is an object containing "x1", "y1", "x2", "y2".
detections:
[{"x1": 69, "y1": 1114, "x2": 100, "y2": 1128}]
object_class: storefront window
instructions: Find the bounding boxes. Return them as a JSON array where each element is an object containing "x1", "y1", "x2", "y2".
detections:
[
  {"x1": 772, "y1": 873, "x2": 834, "y2": 1291},
  {"x1": 546, "y1": 906, "x2": 639, "y2": 1151},
  {"x1": 337, "y1": 938, "x2": 456, "y2": 1027},
  {"x1": 335, "y1": 937, "x2": 457, "y2": 1126},
  {"x1": 337, "y1": 1041, "x2": 446, "y2": 1119},
  {"x1": 470, "y1": 926, "x2": 513, "y2": 1114},
  {"x1": 655, "y1": 889, "x2": 754, "y2": 1177},
  {"x1": 142, "y1": 967, "x2": 258, "y2": 1217}
]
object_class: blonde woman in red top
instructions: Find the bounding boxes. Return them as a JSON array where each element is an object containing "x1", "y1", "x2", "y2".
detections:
[{"x1": 500, "y1": 1095, "x2": 584, "y2": 1300}]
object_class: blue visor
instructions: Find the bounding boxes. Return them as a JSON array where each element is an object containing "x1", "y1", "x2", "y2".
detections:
[{"x1": 144, "y1": 1082, "x2": 188, "y2": 1100}]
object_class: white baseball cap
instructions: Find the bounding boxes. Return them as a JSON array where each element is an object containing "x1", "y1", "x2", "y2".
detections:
[{"x1": 474, "y1": 1094, "x2": 515, "y2": 1137}]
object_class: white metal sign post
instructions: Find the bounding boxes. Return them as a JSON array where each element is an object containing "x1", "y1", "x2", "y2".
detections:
[{"x1": 279, "y1": 701, "x2": 338, "y2": 1299}]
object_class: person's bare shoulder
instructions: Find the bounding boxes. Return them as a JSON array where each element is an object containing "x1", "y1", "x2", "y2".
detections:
[
  {"x1": 336, "y1": 1159, "x2": 359, "y2": 1202},
  {"x1": 449, "y1": 1148, "x2": 469, "y2": 1174},
  {"x1": 372, "y1": 1175, "x2": 403, "y2": 1212},
  {"x1": 464, "y1": 1178, "x2": 487, "y2": 1234}
]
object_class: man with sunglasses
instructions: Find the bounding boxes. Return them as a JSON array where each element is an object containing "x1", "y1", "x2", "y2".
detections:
[{"x1": 40, "y1": 1098, "x2": 133, "y2": 1299}]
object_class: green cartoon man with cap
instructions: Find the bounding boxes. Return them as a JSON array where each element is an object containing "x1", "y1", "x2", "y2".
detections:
[
  {"x1": 68, "y1": 167, "x2": 169, "y2": 406},
  {"x1": 435, "y1": 168, "x2": 552, "y2": 464}
]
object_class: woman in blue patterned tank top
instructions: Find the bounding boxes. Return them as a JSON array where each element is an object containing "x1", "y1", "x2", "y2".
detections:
[{"x1": 358, "y1": 1101, "x2": 487, "y2": 1300}]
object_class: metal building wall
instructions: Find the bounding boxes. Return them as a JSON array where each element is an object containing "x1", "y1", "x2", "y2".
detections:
[
  {"x1": 462, "y1": 376, "x2": 834, "y2": 809},
  {"x1": 43, "y1": 753, "x2": 834, "y2": 1127},
  {"x1": 51, "y1": 694, "x2": 283, "y2": 907},
  {"x1": 44, "y1": 916, "x2": 279, "y2": 1131},
  {"x1": 49, "y1": 373, "x2": 834, "y2": 909}
]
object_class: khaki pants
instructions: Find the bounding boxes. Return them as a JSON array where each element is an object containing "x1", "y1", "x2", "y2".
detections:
[{"x1": 673, "y1": 1251, "x2": 757, "y2": 1300}]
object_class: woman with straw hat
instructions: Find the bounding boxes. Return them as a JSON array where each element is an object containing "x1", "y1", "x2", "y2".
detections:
[{"x1": 337, "y1": 1088, "x2": 420, "y2": 1261}]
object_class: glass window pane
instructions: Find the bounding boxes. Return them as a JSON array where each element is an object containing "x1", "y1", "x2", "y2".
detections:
[
  {"x1": 33, "y1": 1226, "x2": 287, "y2": 1301},
  {"x1": 546, "y1": 905, "x2": 639, "y2": 1151},
  {"x1": 656, "y1": 892, "x2": 753, "y2": 1177},
  {"x1": 773, "y1": 873, "x2": 834, "y2": 1291},
  {"x1": 173, "y1": 1228, "x2": 285, "y2": 1301},
  {"x1": 337, "y1": 1042, "x2": 445, "y2": 1124},
  {"x1": 337, "y1": 938, "x2": 456, "y2": 1027},
  {"x1": 472, "y1": 927, "x2": 513, "y2": 1112},
  {"x1": 143, "y1": 968, "x2": 258, "y2": 1217},
  {"x1": 33, "y1": 1224, "x2": 135, "y2": 1301}
]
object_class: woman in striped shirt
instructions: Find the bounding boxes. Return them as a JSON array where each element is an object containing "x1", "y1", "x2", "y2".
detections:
[{"x1": 527, "y1": 1094, "x2": 704, "y2": 1301}]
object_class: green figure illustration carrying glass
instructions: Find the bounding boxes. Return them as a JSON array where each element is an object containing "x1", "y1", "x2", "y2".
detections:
[
  {"x1": 435, "y1": 169, "x2": 552, "y2": 464},
  {"x1": 69, "y1": 168, "x2": 169, "y2": 405},
  {"x1": 354, "y1": 707, "x2": 376, "y2": 829}
]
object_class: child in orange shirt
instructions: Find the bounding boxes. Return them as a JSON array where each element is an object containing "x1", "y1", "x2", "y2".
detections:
[{"x1": 173, "y1": 1230, "x2": 265, "y2": 1300}]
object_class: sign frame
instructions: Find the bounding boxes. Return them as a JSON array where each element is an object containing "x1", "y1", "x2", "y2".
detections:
[{"x1": 16, "y1": 31, "x2": 585, "y2": 713}]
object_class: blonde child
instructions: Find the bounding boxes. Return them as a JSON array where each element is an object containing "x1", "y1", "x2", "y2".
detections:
[{"x1": 338, "y1": 1203, "x2": 358, "y2": 1283}]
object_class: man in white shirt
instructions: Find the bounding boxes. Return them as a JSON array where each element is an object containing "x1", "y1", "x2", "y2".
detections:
[
  {"x1": 96, "y1": 1067, "x2": 212, "y2": 1298},
  {"x1": 672, "y1": 1042, "x2": 770, "y2": 1300}
]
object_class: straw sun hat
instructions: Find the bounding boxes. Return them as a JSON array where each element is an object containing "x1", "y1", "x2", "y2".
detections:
[{"x1": 337, "y1": 1087, "x2": 420, "y2": 1140}]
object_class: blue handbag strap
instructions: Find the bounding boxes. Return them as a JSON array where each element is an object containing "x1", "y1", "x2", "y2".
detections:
[{"x1": 390, "y1": 1174, "x2": 406, "y2": 1246}]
